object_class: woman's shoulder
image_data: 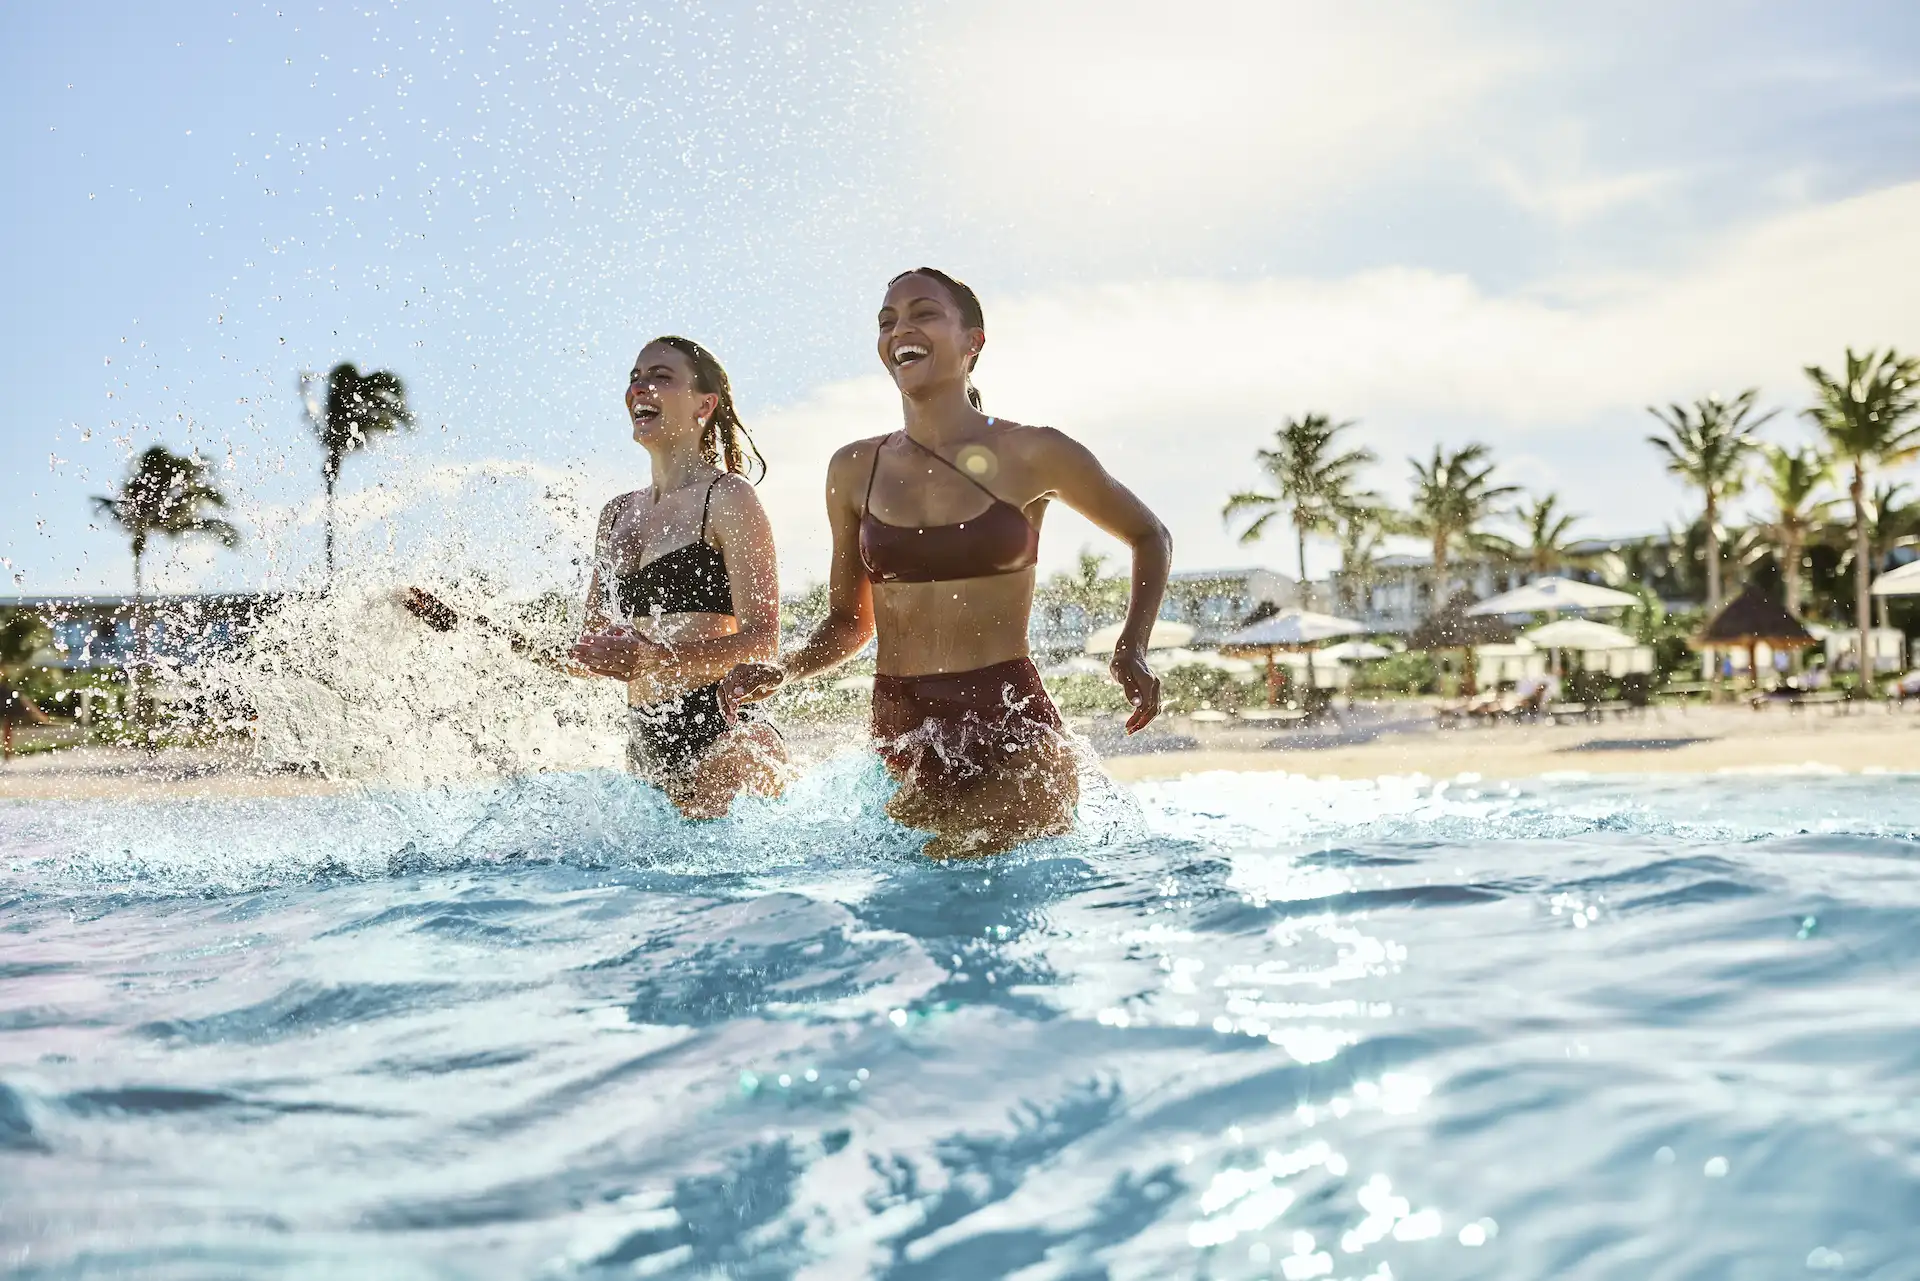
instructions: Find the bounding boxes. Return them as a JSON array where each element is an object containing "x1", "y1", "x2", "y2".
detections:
[
  {"x1": 991, "y1": 420, "x2": 1083, "y2": 458},
  {"x1": 827, "y1": 434, "x2": 892, "y2": 472},
  {"x1": 705, "y1": 470, "x2": 763, "y2": 511},
  {"x1": 597, "y1": 489, "x2": 643, "y2": 528}
]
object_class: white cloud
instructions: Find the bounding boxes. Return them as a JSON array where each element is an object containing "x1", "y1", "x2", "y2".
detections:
[
  {"x1": 909, "y1": 0, "x2": 1522, "y2": 249},
  {"x1": 750, "y1": 180, "x2": 1920, "y2": 585}
]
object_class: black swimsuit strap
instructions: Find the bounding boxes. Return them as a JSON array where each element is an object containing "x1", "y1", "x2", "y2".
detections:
[{"x1": 698, "y1": 475, "x2": 722, "y2": 542}]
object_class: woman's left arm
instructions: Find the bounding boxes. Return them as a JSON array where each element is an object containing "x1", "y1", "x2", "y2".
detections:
[
  {"x1": 577, "y1": 475, "x2": 781, "y2": 701},
  {"x1": 1029, "y1": 427, "x2": 1172, "y2": 732}
]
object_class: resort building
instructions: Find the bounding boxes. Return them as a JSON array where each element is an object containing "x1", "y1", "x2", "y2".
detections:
[
  {"x1": 1333, "y1": 554, "x2": 1528, "y2": 635},
  {"x1": 0, "y1": 593, "x2": 278, "y2": 672}
]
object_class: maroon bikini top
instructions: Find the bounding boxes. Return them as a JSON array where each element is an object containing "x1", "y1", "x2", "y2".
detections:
[{"x1": 859, "y1": 427, "x2": 1041, "y2": 584}]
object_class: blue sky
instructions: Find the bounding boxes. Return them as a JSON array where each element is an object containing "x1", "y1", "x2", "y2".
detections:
[{"x1": 6, "y1": 0, "x2": 1920, "y2": 596}]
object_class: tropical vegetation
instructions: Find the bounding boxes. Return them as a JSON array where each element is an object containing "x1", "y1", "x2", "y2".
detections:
[
  {"x1": 1803, "y1": 348, "x2": 1920, "y2": 661},
  {"x1": 90, "y1": 445, "x2": 240, "y2": 726},
  {"x1": 1645, "y1": 390, "x2": 1774, "y2": 610},
  {"x1": 1223, "y1": 414, "x2": 1378, "y2": 608},
  {"x1": 1402, "y1": 443, "x2": 1519, "y2": 604},
  {"x1": 302, "y1": 361, "x2": 415, "y2": 580}
]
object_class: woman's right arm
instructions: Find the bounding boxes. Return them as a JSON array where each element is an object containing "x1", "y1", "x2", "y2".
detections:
[
  {"x1": 578, "y1": 496, "x2": 624, "y2": 636},
  {"x1": 720, "y1": 442, "x2": 876, "y2": 707}
]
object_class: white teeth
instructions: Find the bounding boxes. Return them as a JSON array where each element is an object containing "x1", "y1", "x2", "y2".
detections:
[{"x1": 894, "y1": 344, "x2": 928, "y2": 365}]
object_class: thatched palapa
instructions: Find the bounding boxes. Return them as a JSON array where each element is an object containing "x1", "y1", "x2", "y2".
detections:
[{"x1": 1697, "y1": 585, "x2": 1817, "y2": 647}]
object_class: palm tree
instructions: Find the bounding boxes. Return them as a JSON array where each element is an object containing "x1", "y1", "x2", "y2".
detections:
[
  {"x1": 302, "y1": 362, "x2": 414, "y2": 580},
  {"x1": 1745, "y1": 443, "x2": 1832, "y2": 618},
  {"x1": 91, "y1": 446, "x2": 240, "y2": 726},
  {"x1": 1851, "y1": 482, "x2": 1920, "y2": 630},
  {"x1": 1224, "y1": 414, "x2": 1378, "y2": 609},
  {"x1": 1403, "y1": 443, "x2": 1519, "y2": 607},
  {"x1": 1040, "y1": 548, "x2": 1128, "y2": 634},
  {"x1": 1514, "y1": 492, "x2": 1584, "y2": 575},
  {"x1": 1329, "y1": 501, "x2": 1395, "y2": 615},
  {"x1": 1646, "y1": 390, "x2": 1773, "y2": 611},
  {"x1": 1804, "y1": 348, "x2": 1920, "y2": 674}
]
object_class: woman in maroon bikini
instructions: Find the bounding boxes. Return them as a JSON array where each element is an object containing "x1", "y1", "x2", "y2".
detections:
[{"x1": 723, "y1": 268, "x2": 1170, "y2": 856}]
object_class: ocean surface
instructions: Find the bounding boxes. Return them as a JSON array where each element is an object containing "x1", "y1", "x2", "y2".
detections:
[{"x1": 2, "y1": 761, "x2": 1918, "y2": 1279}]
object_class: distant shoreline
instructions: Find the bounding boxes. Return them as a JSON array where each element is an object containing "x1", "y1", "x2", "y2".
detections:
[{"x1": 1, "y1": 704, "x2": 1915, "y2": 800}]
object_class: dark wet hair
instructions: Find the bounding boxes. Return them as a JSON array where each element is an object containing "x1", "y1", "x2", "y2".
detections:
[
  {"x1": 650, "y1": 335, "x2": 766, "y2": 483},
  {"x1": 889, "y1": 267, "x2": 985, "y2": 410}
]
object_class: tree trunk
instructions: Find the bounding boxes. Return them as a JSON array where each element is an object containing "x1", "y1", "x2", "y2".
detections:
[
  {"x1": 1432, "y1": 534, "x2": 1449, "y2": 613},
  {"x1": 1295, "y1": 518, "x2": 1311, "y2": 611},
  {"x1": 1853, "y1": 464, "x2": 1873, "y2": 689},
  {"x1": 1783, "y1": 532, "x2": 1803, "y2": 617},
  {"x1": 324, "y1": 468, "x2": 338, "y2": 583},
  {"x1": 1704, "y1": 493, "x2": 1721, "y2": 610},
  {"x1": 131, "y1": 544, "x2": 148, "y2": 748}
]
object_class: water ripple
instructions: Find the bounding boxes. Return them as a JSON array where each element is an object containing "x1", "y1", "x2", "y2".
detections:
[{"x1": 3, "y1": 769, "x2": 1919, "y2": 1276}]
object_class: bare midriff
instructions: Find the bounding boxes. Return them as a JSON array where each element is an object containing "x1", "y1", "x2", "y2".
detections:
[
  {"x1": 871, "y1": 569, "x2": 1036, "y2": 677},
  {"x1": 627, "y1": 611, "x2": 739, "y2": 707}
]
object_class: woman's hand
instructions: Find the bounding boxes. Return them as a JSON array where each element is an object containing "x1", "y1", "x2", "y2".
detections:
[
  {"x1": 569, "y1": 626, "x2": 676, "y2": 685},
  {"x1": 398, "y1": 587, "x2": 459, "y2": 632},
  {"x1": 718, "y1": 662, "x2": 785, "y2": 722},
  {"x1": 1110, "y1": 644, "x2": 1162, "y2": 734}
]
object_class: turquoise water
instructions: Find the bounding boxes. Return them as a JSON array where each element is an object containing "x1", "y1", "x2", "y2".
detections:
[{"x1": 2, "y1": 763, "x2": 1918, "y2": 1278}]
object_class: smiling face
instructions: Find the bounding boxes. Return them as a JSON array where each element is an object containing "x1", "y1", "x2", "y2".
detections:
[
  {"x1": 877, "y1": 274, "x2": 983, "y2": 402},
  {"x1": 626, "y1": 341, "x2": 718, "y2": 449}
]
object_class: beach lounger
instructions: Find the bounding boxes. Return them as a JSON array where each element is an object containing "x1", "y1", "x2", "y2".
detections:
[
  {"x1": 1548, "y1": 702, "x2": 1592, "y2": 725},
  {"x1": 1242, "y1": 707, "x2": 1310, "y2": 729}
]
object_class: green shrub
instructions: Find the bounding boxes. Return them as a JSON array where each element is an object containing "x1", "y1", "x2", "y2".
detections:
[
  {"x1": 1157, "y1": 665, "x2": 1259, "y2": 714},
  {"x1": 1349, "y1": 652, "x2": 1438, "y2": 696},
  {"x1": 1042, "y1": 672, "x2": 1131, "y2": 716}
]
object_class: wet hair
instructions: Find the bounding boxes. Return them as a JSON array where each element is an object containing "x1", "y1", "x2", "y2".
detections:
[
  {"x1": 649, "y1": 335, "x2": 766, "y2": 482},
  {"x1": 889, "y1": 267, "x2": 985, "y2": 410}
]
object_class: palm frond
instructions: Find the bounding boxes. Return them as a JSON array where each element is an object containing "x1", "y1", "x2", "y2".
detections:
[{"x1": 1235, "y1": 510, "x2": 1280, "y2": 546}]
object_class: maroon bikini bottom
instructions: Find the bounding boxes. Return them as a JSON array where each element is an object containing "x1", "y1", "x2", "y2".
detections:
[{"x1": 870, "y1": 658, "x2": 1065, "y2": 788}]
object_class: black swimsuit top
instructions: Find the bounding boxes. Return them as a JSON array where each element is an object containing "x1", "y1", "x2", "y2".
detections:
[
  {"x1": 614, "y1": 477, "x2": 735, "y2": 618},
  {"x1": 859, "y1": 427, "x2": 1041, "y2": 584}
]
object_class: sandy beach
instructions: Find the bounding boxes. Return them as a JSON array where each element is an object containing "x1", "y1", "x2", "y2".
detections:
[
  {"x1": 2, "y1": 700, "x2": 1916, "y2": 800},
  {"x1": 1099, "y1": 700, "x2": 1920, "y2": 781}
]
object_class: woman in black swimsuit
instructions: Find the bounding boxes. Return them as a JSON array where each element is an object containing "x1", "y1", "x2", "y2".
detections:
[
  {"x1": 408, "y1": 336, "x2": 787, "y2": 818},
  {"x1": 723, "y1": 269, "x2": 1170, "y2": 856}
]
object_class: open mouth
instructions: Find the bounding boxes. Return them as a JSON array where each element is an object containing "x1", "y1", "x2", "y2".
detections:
[
  {"x1": 891, "y1": 343, "x2": 929, "y2": 369},
  {"x1": 631, "y1": 403, "x2": 662, "y2": 424}
]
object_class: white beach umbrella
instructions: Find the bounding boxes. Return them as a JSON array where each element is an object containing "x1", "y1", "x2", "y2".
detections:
[
  {"x1": 1318, "y1": 640, "x2": 1394, "y2": 663},
  {"x1": 1083, "y1": 619, "x2": 1194, "y2": 654},
  {"x1": 1042, "y1": 655, "x2": 1111, "y2": 677},
  {"x1": 1467, "y1": 577, "x2": 1638, "y2": 615},
  {"x1": 1220, "y1": 609, "x2": 1368, "y2": 648},
  {"x1": 1158, "y1": 648, "x2": 1257, "y2": 675},
  {"x1": 1525, "y1": 618, "x2": 1638, "y2": 651},
  {"x1": 1871, "y1": 560, "x2": 1920, "y2": 596}
]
